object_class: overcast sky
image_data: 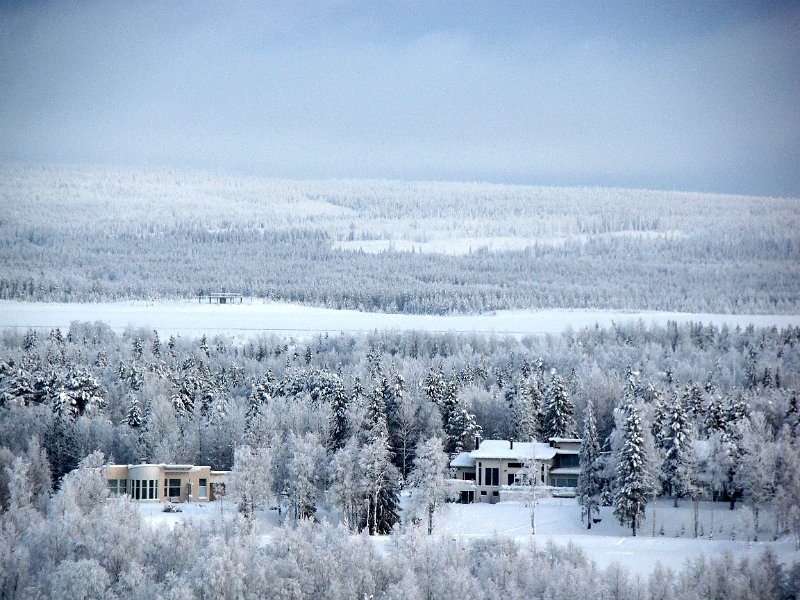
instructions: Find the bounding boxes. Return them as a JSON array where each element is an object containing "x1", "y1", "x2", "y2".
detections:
[{"x1": 1, "y1": 2, "x2": 798, "y2": 196}]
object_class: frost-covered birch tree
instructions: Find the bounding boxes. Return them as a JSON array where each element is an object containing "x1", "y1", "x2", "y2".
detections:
[
  {"x1": 408, "y1": 437, "x2": 450, "y2": 534},
  {"x1": 229, "y1": 444, "x2": 274, "y2": 519}
]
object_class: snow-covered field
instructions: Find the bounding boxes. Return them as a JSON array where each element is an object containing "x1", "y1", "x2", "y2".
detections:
[
  {"x1": 332, "y1": 230, "x2": 685, "y2": 256},
  {"x1": 137, "y1": 498, "x2": 797, "y2": 576},
  {"x1": 433, "y1": 498, "x2": 797, "y2": 574},
  {"x1": 2, "y1": 300, "x2": 799, "y2": 339}
]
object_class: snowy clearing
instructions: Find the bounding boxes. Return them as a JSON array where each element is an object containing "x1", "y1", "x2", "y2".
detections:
[
  {"x1": 2, "y1": 300, "x2": 799, "y2": 340},
  {"x1": 136, "y1": 498, "x2": 797, "y2": 576},
  {"x1": 432, "y1": 498, "x2": 798, "y2": 574},
  {"x1": 332, "y1": 230, "x2": 685, "y2": 255}
]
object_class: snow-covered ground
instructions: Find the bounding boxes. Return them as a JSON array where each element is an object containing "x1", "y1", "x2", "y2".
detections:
[
  {"x1": 433, "y1": 498, "x2": 797, "y2": 574},
  {"x1": 136, "y1": 498, "x2": 797, "y2": 576},
  {"x1": 332, "y1": 230, "x2": 685, "y2": 256},
  {"x1": 2, "y1": 300, "x2": 799, "y2": 340}
]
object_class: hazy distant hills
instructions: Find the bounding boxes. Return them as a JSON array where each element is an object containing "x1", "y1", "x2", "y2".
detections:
[{"x1": 1, "y1": 164, "x2": 797, "y2": 314}]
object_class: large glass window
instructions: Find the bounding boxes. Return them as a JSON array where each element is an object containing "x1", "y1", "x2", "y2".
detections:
[
  {"x1": 198, "y1": 478, "x2": 208, "y2": 500},
  {"x1": 168, "y1": 478, "x2": 182, "y2": 498},
  {"x1": 557, "y1": 455, "x2": 579, "y2": 468},
  {"x1": 107, "y1": 479, "x2": 127, "y2": 495},
  {"x1": 484, "y1": 467, "x2": 499, "y2": 486},
  {"x1": 553, "y1": 477, "x2": 578, "y2": 488},
  {"x1": 148, "y1": 480, "x2": 155, "y2": 500}
]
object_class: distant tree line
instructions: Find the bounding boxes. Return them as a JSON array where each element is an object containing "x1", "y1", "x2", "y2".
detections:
[{"x1": 1, "y1": 164, "x2": 798, "y2": 314}]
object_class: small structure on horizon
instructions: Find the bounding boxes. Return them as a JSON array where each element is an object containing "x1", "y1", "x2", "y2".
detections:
[{"x1": 198, "y1": 291, "x2": 244, "y2": 304}]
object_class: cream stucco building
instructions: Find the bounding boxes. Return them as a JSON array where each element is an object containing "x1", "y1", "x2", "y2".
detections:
[{"x1": 105, "y1": 463, "x2": 229, "y2": 502}]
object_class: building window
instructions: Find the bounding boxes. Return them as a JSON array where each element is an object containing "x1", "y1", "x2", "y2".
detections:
[
  {"x1": 168, "y1": 478, "x2": 181, "y2": 498},
  {"x1": 492, "y1": 491, "x2": 499, "y2": 497},
  {"x1": 148, "y1": 479, "x2": 155, "y2": 500},
  {"x1": 463, "y1": 471, "x2": 475, "y2": 481},
  {"x1": 552, "y1": 477, "x2": 578, "y2": 488},
  {"x1": 507, "y1": 462, "x2": 523, "y2": 468},
  {"x1": 198, "y1": 478, "x2": 208, "y2": 500},
  {"x1": 107, "y1": 478, "x2": 127, "y2": 496},
  {"x1": 507, "y1": 474, "x2": 515, "y2": 485},
  {"x1": 556, "y1": 455, "x2": 579, "y2": 468},
  {"x1": 484, "y1": 467, "x2": 499, "y2": 486}
]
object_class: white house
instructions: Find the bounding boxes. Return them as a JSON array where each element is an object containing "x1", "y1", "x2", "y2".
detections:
[{"x1": 449, "y1": 438, "x2": 581, "y2": 503}]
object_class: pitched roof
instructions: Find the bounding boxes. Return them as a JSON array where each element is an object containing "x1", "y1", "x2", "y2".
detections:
[
  {"x1": 470, "y1": 440, "x2": 557, "y2": 461},
  {"x1": 449, "y1": 452, "x2": 476, "y2": 468}
]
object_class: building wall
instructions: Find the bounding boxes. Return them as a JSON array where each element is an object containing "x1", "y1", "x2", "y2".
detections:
[{"x1": 105, "y1": 464, "x2": 228, "y2": 503}]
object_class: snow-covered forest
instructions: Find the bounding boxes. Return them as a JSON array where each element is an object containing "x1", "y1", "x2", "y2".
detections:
[
  {"x1": 1, "y1": 164, "x2": 798, "y2": 314},
  {"x1": 1, "y1": 320, "x2": 799, "y2": 597}
]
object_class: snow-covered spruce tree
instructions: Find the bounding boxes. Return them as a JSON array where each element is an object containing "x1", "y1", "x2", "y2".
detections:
[
  {"x1": 543, "y1": 370, "x2": 575, "y2": 440},
  {"x1": 682, "y1": 381, "x2": 704, "y2": 419},
  {"x1": 126, "y1": 394, "x2": 143, "y2": 429},
  {"x1": 151, "y1": 330, "x2": 161, "y2": 359},
  {"x1": 408, "y1": 437, "x2": 450, "y2": 534},
  {"x1": 246, "y1": 371, "x2": 274, "y2": 425},
  {"x1": 510, "y1": 373, "x2": 543, "y2": 442},
  {"x1": 650, "y1": 390, "x2": 668, "y2": 450},
  {"x1": 439, "y1": 376, "x2": 460, "y2": 439},
  {"x1": 328, "y1": 377, "x2": 349, "y2": 451},
  {"x1": 361, "y1": 434, "x2": 400, "y2": 534},
  {"x1": 661, "y1": 389, "x2": 696, "y2": 506},
  {"x1": 445, "y1": 393, "x2": 481, "y2": 454},
  {"x1": 787, "y1": 393, "x2": 800, "y2": 438},
  {"x1": 366, "y1": 378, "x2": 389, "y2": 437},
  {"x1": 577, "y1": 397, "x2": 602, "y2": 529},
  {"x1": 703, "y1": 390, "x2": 727, "y2": 435},
  {"x1": 360, "y1": 394, "x2": 400, "y2": 534},
  {"x1": 54, "y1": 367, "x2": 105, "y2": 419},
  {"x1": 132, "y1": 337, "x2": 144, "y2": 361},
  {"x1": 423, "y1": 362, "x2": 446, "y2": 407},
  {"x1": 613, "y1": 392, "x2": 651, "y2": 536}
]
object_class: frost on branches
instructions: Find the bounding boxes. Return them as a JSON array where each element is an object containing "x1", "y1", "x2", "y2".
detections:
[
  {"x1": 613, "y1": 391, "x2": 651, "y2": 536},
  {"x1": 577, "y1": 397, "x2": 602, "y2": 529}
]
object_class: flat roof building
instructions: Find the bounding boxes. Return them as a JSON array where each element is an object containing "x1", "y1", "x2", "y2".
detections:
[
  {"x1": 105, "y1": 463, "x2": 229, "y2": 502},
  {"x1": 449, "y1": 438, "x2": 581, "y2": 504}
]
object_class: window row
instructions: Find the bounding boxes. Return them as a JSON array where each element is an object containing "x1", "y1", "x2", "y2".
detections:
[{"x1": 106, "y1": 478, "x2": 210, "y2": 500}]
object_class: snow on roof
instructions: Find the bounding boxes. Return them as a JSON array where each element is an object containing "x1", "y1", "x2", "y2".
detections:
[
  {"x1": 470, "y1": 440, "x2": 557, "y2": 461},
  {"x1": 450, "y1": 452, "x2": 476, "y2": 468},
  {"x1": 550, "y1": 438, "x2": 582, "y2": 443}
]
